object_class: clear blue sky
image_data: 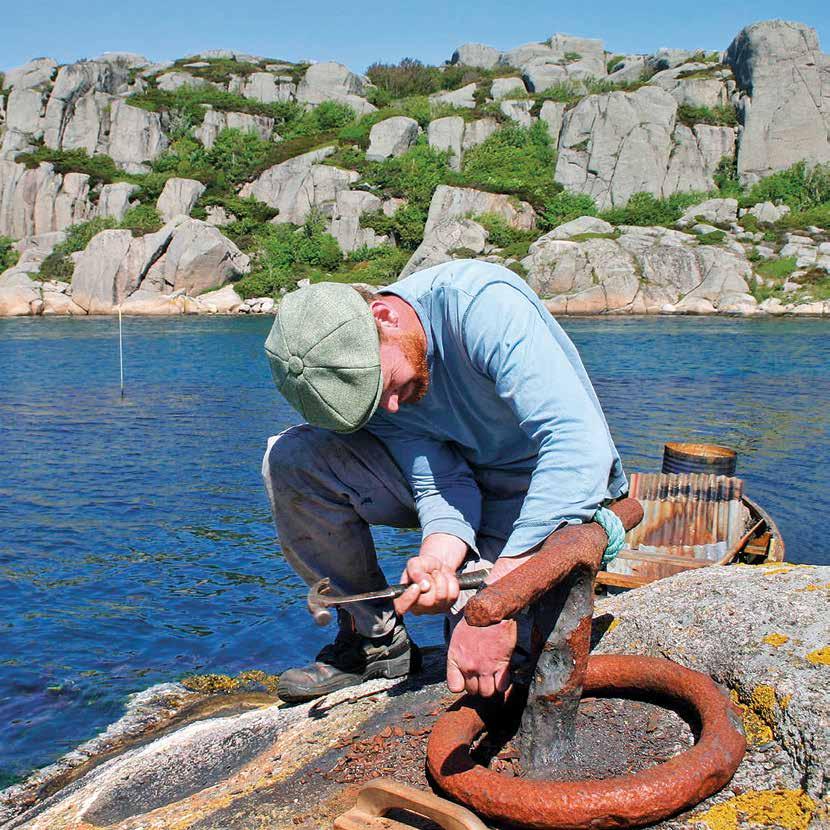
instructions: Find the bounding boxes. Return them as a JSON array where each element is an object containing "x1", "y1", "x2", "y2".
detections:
[{"x1": 3, "y1": 0, "x2": 828, "y2": 74}]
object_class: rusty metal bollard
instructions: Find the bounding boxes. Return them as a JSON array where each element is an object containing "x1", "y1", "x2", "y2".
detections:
[{"x1": 427, "y1": 498, "x2": 746, "y2": 830}]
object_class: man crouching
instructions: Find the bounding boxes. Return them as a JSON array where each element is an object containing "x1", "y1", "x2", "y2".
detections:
[{"x1": 262, "y1": 259, "x2": 626, "y2": 702}]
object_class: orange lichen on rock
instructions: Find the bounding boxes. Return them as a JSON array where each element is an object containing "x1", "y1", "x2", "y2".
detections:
[
  {"x1": 694, "y1": 789, "x2": 816, "y2": 830},
  {"x1": 762, "y1": 633, "x2": 789, "y2": 647}
]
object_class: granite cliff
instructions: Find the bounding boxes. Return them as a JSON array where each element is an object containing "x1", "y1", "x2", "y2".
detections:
[{"x1": 0, "y1": 19, "x2": 829, "y2": 318}]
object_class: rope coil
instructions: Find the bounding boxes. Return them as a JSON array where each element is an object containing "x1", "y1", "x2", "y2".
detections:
[{"x1": 593, "y1": 506, "x2": 626, "y2": 565}]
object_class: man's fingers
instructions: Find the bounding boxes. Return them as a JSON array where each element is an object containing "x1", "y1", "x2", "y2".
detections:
[
  {"x1": 447, "y1": 662, "x2": 465, "y2": 694},
  {"x1": 464, "y1": 674, "x2": 479, "y2": 696},
  {"x1": 393, "y1": 583, "x2": 422, "y2": 616},
  {"x1": 494, "y1": 664, "x2": 511, "y2": 693},
  {"x1": 478, "y1": 674, "x2": 496, "y2": 698}
]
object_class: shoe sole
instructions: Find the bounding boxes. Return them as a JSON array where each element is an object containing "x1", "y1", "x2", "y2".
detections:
[{"x1": 278, "y1": 646, "x2": 421, "y2": 704}]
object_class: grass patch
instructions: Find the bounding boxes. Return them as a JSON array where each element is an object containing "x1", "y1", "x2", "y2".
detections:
[
  {"x1": 606, "y1": 55, "x2": 625, "y2": 74},
  {"x1": 677, "y1": 103, "x2": 738, "y2": 127},
  {"x1": 568, "y1": 231, "x2": 621, "y2": 242},
  {"x1": 754, "y1": 256, "x2": 798, "y2": 282},
  {"x1": 696, "y1": 229, "x2": 727, "y2": 245},
  {"x1": 600, "y1": 191, "x2": 708, "y2": 227},
  {"x1": 473, "y1": 212, "x2": 538, "y2": 248},
  {"x1": 120, "y1": 204, "x2": 163, "y2": 235}
]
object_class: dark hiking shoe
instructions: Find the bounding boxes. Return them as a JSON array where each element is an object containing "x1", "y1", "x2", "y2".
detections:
[{"x1": 277, "y1": 612, "x2": 421, "y2": 703}]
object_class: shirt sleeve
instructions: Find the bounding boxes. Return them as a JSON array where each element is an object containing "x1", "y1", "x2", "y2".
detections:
[
  {"x1": 366, "y1": 421, "x2": 482, "y2": 551},
  {"x1": 462, "y1": 281, "x2": 615, "y2": 558}
]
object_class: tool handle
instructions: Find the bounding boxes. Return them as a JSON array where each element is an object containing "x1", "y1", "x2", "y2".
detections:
[{"x1": 389, "y1": 569, "x2": 488, "y2": 597}]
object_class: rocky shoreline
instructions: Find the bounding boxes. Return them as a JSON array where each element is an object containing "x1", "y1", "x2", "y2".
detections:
[{"x1": 1, "y1": 564, "x2": 827, "y2": 829}]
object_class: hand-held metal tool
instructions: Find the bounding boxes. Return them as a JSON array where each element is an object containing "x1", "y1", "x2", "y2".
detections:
[{"x1": 307, "y1": 570, "x2": 490, "y2": 626}]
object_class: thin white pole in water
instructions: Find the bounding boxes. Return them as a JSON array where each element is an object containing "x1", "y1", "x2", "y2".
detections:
[{"x1": 118, "y1": 308, "x2": 124, "y2": 398}]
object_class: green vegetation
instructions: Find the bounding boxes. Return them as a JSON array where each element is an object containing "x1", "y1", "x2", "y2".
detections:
[
  {"x1": 563, "y1": 52, "x2": 582, "y2": 63},
  {"x1": 38, "y1": 217, "x2": 119, "y2": 281},
  {"x1": 606, "y1": 55, "x2": 625, "y2": 74},
  {"x1": 677, "y1": 103, "x2": 738, "y2": 127},
  {"x1": 754, "y1": 256, "x2": 798, "y2": 282},
  {"x1": 696, "y1": 229, "x2": 727, "y2": 245},
  {"x1": 234, "y1": 212, "x2": 343, "y2": 297},
  {"x1": 361, "y1": 202, "x2": 432, "y2": 251},
  {"x1": 0, "y1": 236, "x2": 19, "y2": 272},
  {"x1": 120, "y1": 204, "x2": 163, "y2": 235},
  {"x1": 455, "y1": 120, "x2": 558, "y2": 208},
  {"x1": 15, "y1": 147, "x2": 123, "y2": 186},
  {"x1": 473, "y1": 212, "x2": 540, "y2": 258},
  {"x1": 128, "y1": 85, "x2": 302, "y2": 126},
  {"x1": 568, "y1": 231, "x2": 620, "y2": 242},
  {"x1": 539, "y1": 191, "x2": 598, "y2": 229},
  {"x1": 749, "y1": 256, "x2": 830, "y2": 305},
  {"x1": 743, "y1": 161, "x2": 830, "y2": 212},
  {"x1": 600, "y1": 191, "x2": 708, "y2": 226}
]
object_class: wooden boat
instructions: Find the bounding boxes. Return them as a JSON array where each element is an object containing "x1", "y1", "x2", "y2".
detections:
[{"x1": 596, "y1": 445, "x2": 786, "y2": 591}]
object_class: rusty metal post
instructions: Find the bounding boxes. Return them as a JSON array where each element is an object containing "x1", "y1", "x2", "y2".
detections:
[{"x1": 518, "y1": 566, "x2": 594, "y2": 775}]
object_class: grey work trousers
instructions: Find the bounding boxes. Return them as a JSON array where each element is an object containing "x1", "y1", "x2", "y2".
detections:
[{"x1": 262, "y1": 424, "x2": 525, "y2": 638}]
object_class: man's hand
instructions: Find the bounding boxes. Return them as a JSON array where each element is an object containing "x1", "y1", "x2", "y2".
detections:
[
  {"x1": 444, "y1": 549, "x2": 533, "y2": 697},
  {"x1": 393, "y1": 533, "x2": 468, "y2": 616},
  {"x1": 447, "y1": 616, "x2": 517, "y2": 697}
]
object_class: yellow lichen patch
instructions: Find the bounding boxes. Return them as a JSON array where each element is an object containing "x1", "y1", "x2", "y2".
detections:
[
  {"x1": 802, "y1": 582, "x2": 830, "y2": 592},
  {"x1": 181, "y1": 670, "x2": 280, "y2": 695},
  {"x1": 805, "y1": 646, "x2": 830, "y2": 666},
  {"x1": 762, "y1": 633, "x2": 789, "y2": 647},
  {"x1": 778, "y1": 693, "x2": 792, "y2": 709},
  {"x1": 607, "y1": 618, "x2": 620, "y2": 632},
  {"x1": 694, "y1": 789, "x2": 816, "y2": 830},
  {"x1": 750, "y1": 684, "x2": 778, "y2": 724},
  {"x1": 760, "y1": 566, "x2": 796, "y2": 576},
  {"x1": 730, "y1": 693, "x2": 773, "y2": 746}
]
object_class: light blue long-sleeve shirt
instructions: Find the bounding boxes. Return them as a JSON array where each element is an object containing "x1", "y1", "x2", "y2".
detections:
[{"x1": 365, "y1": 260, "x2": 627, "y2": 560}]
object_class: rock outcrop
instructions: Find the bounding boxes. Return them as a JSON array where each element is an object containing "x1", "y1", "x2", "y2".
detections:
[
  {"x1": 523, "y1": 220, "x2": 757, "y2": 314},
  {"x1": 726, "y1": 20, "x2": 830, "y2": 184},
  {"x1": 239, "y1": 147, "x2": 359, "y2": 224},
  {"x1": 156, "y1": 177, "x2": 206, "y2": 222},
  {"x1": 295, "y1": 62, "x2": 375, "y2": 115},
  {"x1": 193, "y1": 109, "x2": 278, "y2": 148},
  {"x1": 2, "y1": 565, "x2": 825, "y2": 829},
  {"x1": 327, "y1": 190, "x2": 388, "y2": 253},
  {"x1": 365, "y1": 116, "x2": 420, "y2": 161},
  {"x1": 427, "y1": 116, "x2": 498, "y2": 170},
  {"x1": 0, "y1": 161, "x2": 93, "y2": 239}
]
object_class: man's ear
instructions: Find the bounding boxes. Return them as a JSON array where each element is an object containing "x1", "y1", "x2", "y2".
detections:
[{"x1": 370, "y1": 298, "x2": 400, "y2": 331}]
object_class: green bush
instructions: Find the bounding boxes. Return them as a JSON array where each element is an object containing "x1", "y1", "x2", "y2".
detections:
[
  {"x1": 676, "y1": 103, "x2": 738, "y2": 127},
  {"x1": 200, "y1": 195, "x2": 278, "y2": 246},
  {"x1": 563, "y1": 52, "x2": 582, "y2": 63},
  {"x1": 361, "y1": 202, "x2": 429, "y2": 250},
  {"x1": 713, "y1": 156, "x2": 741, "y2": 197},
  {"x1": 754, "y1": 256, "x2": 797, "y2": 282},
  {"x1": 743, "y1": 162, "x2": 830, "y2": 211},
  {"x1": 696, "y1": 230, "x2": 727, "y2": 245},
  {"x1": 205, "y1": 128, "x2": 274, "y2": 185},
  {"x1": 120, "y1": 204, "x2": 163, "y2": 235},
  {"x1": 0, "y1": 236, "x2": 19, "y2": 272},
  {"x1": 457, "y1": 120, "x2": 557, "y2": 208},
  {"x1": 234, "y1": 212, "x2": 343, "y2": 298},
  {"x1": 283, "y1": 100, "x2": 357, "y2": 138},
  {"x1": 366, "y1": 58, "x2": 443, "y2": 98},
  {"x1": 539, "y1": 191, "x2": 598, "y2": 230},
  {"x1": 777, "y1": 202, "x2": 830, "y2": 231},
  {"x1": 331, "y1": 245, "x2": 410, "y2": 285},
  {"x1": 600, "y1": 191, "x2": 708, "y2": 226},
  {"x1": 38, "y1": 217, "x2": 119, "y2": 281},
  {"x1": 473, "y1": 213, "x2": 537, "y2": 250},
  {"x1": 533, "y1": 82, "x2": 584, "y2": 105},
  {"x1": 15, "y1": 147, "x2": 122, "y2": 186},
  {"x1": 362, "y1": 141, "x2": 452, "y2": 211}
]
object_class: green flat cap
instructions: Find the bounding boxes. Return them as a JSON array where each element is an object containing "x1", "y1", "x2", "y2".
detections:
[{"x1": 265, "y1": 283, "x2": 382, "y2": 433}]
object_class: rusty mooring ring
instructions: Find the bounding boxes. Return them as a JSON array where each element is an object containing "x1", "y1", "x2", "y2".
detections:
[{"x1": 427, "y1": 654, "x2": 746, "y2": 830}]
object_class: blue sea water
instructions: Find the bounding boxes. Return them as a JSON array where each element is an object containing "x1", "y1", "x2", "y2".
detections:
[{"x1": 1, "y1": 314, "x2": 828, "y2": 786}]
